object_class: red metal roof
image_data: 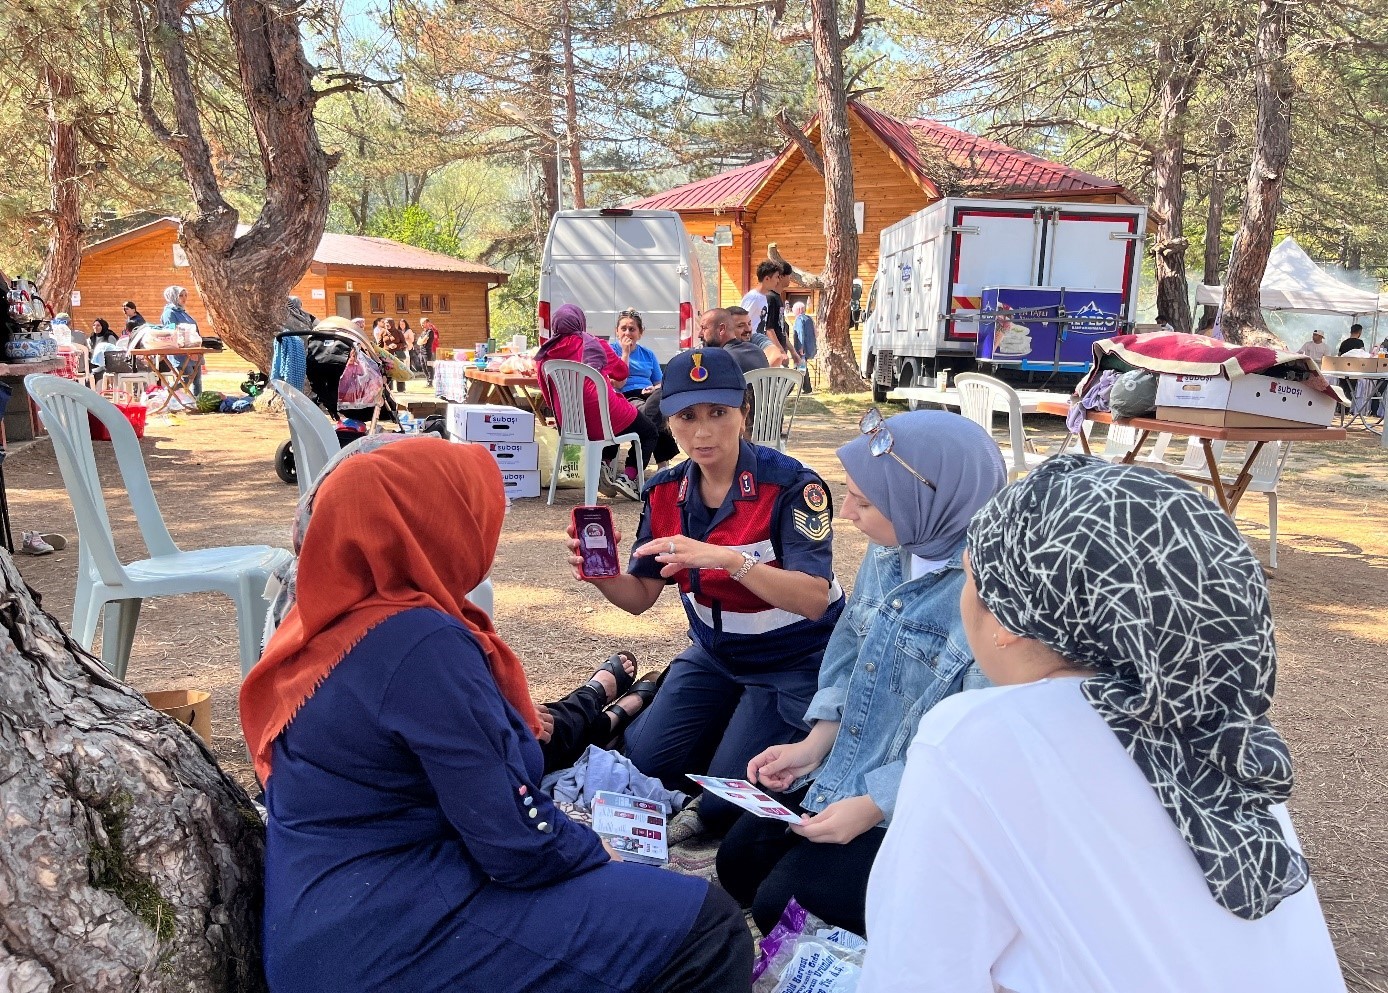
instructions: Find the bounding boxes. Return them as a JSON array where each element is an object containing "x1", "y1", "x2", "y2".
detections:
[
  {"x1": 630, "y1": 157, "x2": 777, "y2": 212},
  {"x1": 631, "y1": 103, "x2": 1130, "y2": 212}
]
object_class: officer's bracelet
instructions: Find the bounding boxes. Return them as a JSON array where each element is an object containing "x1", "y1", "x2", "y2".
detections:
[{"x1": 729, "y1": 551, "x2": 757, "y2": 583}]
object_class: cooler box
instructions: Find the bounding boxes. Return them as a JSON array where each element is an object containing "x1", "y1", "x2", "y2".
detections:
[
  {"x1": 1155, "y1": 373, "x2": 1337, "y2": 428},
  {"x1": 475, "y1": 440, "x2": 540, "y2": 471},
  {"x1": 500, "y1": 470, "x2": 542, "y2": 499},
  {"x1": 447, "y1": 404, "x2": 536, "y2": 442}
]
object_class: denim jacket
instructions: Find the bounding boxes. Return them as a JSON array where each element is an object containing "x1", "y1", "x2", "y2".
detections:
[{"x1": 796, "y1": 538, "x2": 987, "y2": 824}]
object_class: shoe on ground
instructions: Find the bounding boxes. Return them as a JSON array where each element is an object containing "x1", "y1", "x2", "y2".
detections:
[
  {"x1": 40, "y1": 532, "x2": 67, "y2": 550},
  {"x1": 610, "y1": 470, "x2": 642, "y2": 501},
  {"x1": 21, "y1": 531, "x2": 55, "y2": 556},
  {"x1": 597, "y1": 462, "x2": 618, "y2": 498}
]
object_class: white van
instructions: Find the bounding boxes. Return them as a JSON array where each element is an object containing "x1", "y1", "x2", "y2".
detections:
[{"x1": 538, "y1": 208, "x2": 705, "y2": 360}]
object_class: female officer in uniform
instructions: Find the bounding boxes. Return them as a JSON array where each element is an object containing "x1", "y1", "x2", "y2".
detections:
[{"x1": 570, "y1": 347, "x2": 842, "y2": 831}]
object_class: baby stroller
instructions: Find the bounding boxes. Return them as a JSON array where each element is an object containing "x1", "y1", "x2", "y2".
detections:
[{"x1": 270, "y1": 323, "x2": 404, "y2": 487}]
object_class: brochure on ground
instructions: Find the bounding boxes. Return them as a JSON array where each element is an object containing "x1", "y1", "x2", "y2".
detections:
[{"x1": 591, "y1": 791, "x2": 669, "y2": 865}]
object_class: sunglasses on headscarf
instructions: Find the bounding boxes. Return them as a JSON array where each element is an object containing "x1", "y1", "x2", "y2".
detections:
[{"x1": 859, "y1": 407, "x2": 937, "y2": 490}]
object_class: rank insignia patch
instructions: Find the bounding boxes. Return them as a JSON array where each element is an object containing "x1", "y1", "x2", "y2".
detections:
[{"x1": 793, "y1": 509, "x2": 831, "y2": 541}]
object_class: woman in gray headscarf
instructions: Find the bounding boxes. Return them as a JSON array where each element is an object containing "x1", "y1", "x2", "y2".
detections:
[
  {"x1": 859, "y1": 456, "x2": 1343, "y2": 993},
  {"x1": 716, "y1": 408, "x2": 1006, "y2": 937}
]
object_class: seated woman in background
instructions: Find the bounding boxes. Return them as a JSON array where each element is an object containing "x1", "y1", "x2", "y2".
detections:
[
  {"x1": 610, "y1": 308, "x2": 679, "y2": 470},
  {"x1": 159, "y1": 284, "x2": 203, "y2": 395},
  {"x1": 537, "y1": 304, "x2": 658, "y2": 501},
  {"x1": 242, "y1": 436, "x2": 752, "y2": 993},
  {"x1": 570, "y1": 348, "x2": 842, "y2": 832},
  {"x1": 717, "y1": 409, "x2": 1005, "y2": 937},
  {"x1": 859, "y1": 456, "x2": 1346, "y2": 993}
]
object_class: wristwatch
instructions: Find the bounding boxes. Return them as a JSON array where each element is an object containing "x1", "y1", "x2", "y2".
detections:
[{"x1": 729, "y1": 551, "x2": 757, "y2": 583}]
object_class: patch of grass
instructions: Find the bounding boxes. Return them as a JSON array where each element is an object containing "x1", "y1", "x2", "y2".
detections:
[{"x1": 89, "y1": 792, "x2": 177, "y2": 944}]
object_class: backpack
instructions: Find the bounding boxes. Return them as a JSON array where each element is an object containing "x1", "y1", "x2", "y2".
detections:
[{"x1": 338, "y1": 346, "x2": 385, "y2": 409}]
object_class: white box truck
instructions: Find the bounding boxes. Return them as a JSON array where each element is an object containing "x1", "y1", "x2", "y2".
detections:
[
  {"x1": 538, "y1": 208, "x2": 706, "y2": 361},
  {"x1": 859, "y1": 197, "x2": 1148, "y2": 400}
]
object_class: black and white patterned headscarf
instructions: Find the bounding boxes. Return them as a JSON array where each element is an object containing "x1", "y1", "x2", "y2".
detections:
[{"x1": 966, "y1": 455, "x2": 1309, "y2": 920}]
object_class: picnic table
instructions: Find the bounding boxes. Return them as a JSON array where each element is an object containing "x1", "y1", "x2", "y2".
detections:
[
  {"x1": 129, "y1": 347, "x2": 213, "y2": 413},
  {"x1": 1331, "y1": 370, "x2": 1388, "y2": 435},
  {"x1": 1036, "y1": 401, "x2": 1347, "y2": 516},
  {"x1": 433, "y1": 360, "x2": 543, "y2": 410}
]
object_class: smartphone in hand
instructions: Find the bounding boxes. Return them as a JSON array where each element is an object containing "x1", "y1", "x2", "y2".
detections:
[{"x1": 572, "y1": 506, "x2": 620, "y2": 579}]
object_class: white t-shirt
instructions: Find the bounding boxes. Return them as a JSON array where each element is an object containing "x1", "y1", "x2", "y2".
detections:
[
  {"x1": 860, "y1": 679, "x2": 1345, "y2": 993},
  {"x1": 1298, "y1": 339, "x2": 1329, "y2": 362},
  {"x1": 741, "y1": 290, "x2": 769, "y2": 332}
]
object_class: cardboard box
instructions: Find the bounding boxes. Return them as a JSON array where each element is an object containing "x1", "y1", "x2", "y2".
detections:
[
  {"x1": 1155, "y1": 373, "x2": 1336, "y2": 428},
  {"x1": 144, "y1": 689, "x2": 212, "y2": 743},
  {"x1": 500, "y1": 469, "x2": 542, "y2": 499},
  {"x1": 447, "y1": 403, "x2": 535, "y2": 442},
  {"x1": 1321, "y1": 355, "x2": 1388, "y2": 374},
  {"x1": 475, "y1": 440, "x2": 539, "y2": 471}
]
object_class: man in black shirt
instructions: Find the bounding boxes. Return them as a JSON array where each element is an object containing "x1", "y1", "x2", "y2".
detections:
[
  {"x1": 122, "y1": 300, "x2": 145, "y2": 335},
  {"x1": 1339, "y1": 324, "x2": 1367, "y2": 355}
]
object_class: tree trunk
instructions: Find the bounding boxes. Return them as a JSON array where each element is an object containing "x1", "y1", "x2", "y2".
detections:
[
  {"x1": 1220, "y1": 0, "x2": 1293, "y2": 346},
  {"x1": 132, "y1": 0, "x2": 336, "y2": 371},
  {"x1": 1149, "y1": 30, "x2": 1201, "y2": 333},
  {"x1": 35, "y1": 66, "x2": 83, "y2": 313},
  {"x1": 807, "y1": 0, "x2": 866, "y2": 393},
  {"x1": 0, "y1": 550, "x2": 267, "y2": 991},
  {"x1": 1199, "y1": 118, "x2": 1235, "y2": 329},
  {"x1": 558, "y1": 0, "x2": 585, "y2": 210}
]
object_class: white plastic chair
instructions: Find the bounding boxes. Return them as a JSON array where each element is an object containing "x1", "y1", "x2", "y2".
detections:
[
  {"x1": 953, "y1": 373, "x2": 1048, "y2": 481},
  {"x1": 541, "y1": 359, "x2": 646, "y2": 506},
  {"x1": 744, "y1": 368, "x2": 802, "y2": 452},
  {"x1": 1172, "y1": 437, "x2": 1288, "y2": 568},
  {"x1": 25, "y1": 375, "x2": 294, "y2": 680},
  {"x1": 271, "y1": 379, "x2": 341, "y2": 498},
  {"x1": 270, "y1": 379, "x2": 495, "y2": 616}
]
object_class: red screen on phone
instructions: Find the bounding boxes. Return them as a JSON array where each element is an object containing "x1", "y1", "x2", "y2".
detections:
[{"x1": 572, "y1": 506, "x2": 620, "y2": 578}]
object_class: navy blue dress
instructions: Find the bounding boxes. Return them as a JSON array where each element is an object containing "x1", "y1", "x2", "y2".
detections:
[{"x1": 262, "y1": 608, "x2": 707, "y2": 992}]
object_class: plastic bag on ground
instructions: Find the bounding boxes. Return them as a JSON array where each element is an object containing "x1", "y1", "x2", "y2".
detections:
[
  {"x1": 752, "y1": 898, "x2": 865, "y2": 993},
  {"x1": 534, "y1": 422, "x2": 584, "y2": 489}
]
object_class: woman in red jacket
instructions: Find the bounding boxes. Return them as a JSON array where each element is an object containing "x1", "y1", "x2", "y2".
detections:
[{"x1": 537, "y1": 304, "x2": 659, "y2": 500}]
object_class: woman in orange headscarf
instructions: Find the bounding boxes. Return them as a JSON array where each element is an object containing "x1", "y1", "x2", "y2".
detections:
[{"x1": 241, "y1": 437, "x2": 751, "y2": 993}]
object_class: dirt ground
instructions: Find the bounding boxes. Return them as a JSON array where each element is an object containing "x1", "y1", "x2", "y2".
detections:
[{"x1": 8, "y1": 376, "x2": 1388, "y2": 991}]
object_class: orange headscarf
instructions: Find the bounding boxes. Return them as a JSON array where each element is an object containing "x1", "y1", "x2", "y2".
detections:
[{"x1": 239, "y1": 437, "x2": 541, "y2": 782}]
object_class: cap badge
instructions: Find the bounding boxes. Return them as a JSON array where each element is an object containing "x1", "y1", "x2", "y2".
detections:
[{"x1": 689, "y1": 353, "x2": 709, "y2": 382}]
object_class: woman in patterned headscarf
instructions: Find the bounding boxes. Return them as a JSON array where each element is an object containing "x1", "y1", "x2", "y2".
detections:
[{"x1": 859, "y1": 456, "x2": 1345, "y2": 993}]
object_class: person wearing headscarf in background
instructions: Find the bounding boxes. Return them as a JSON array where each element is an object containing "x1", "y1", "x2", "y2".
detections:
[
  {"x1": 536, "y1": 303, "x2": 659, "y2": 501},
  {"x1": 87, "y1": 318, "x2": 119, "y2": 384},
  {"x1": 160, "y1": 284, "x2": 203, "y2": 394},
  {"x1": 717, "y1": 409, "x2": 1006, "y2": 936},
  {"x1": 242, "y1": 436, "x2": 753, "y2": 993},
  {"x1": 859, "y1": 456, "x2": 1345, "y2": 993},
  {"x1": 569, "y1": 348, "x2": 843, "y2": 834},
  {"x1": 285, "y1": 295, "x2": 316, "y2": 334}
]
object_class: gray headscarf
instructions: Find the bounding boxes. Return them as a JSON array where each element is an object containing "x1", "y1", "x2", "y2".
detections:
[
  {"x1": 966, "y1": 455, "x2": 1308, "y2": 920},
  {"x1": 162, "y1": 285, "x2": 186, "y2": 306},
  {"x1": 837, "y1": 410, "x2": 1006, "y2": 559}
]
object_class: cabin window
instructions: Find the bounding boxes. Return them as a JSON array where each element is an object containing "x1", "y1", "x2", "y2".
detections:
[
  {"x1": 395, "y1": 293, "x2": 408, "y2": 312},
  {"x1": 369, "y1": 293, "x2": 385, "y2": 314},
  {"x1": 438, "y1": 293, "x2": 451, "y2": 313},
  {"x1": 420, "y1": 293, "x2": 434, "y2": 313}
]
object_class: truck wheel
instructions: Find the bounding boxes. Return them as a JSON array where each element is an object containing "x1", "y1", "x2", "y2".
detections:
[
  {"x1": 872, "y1": 381, "x2": 888, "y2": 404},
  {"x1": 275, "y1": 439, "x2": 297, "y2": 486}
]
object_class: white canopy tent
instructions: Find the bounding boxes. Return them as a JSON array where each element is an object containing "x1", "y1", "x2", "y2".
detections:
[{"x1": 1196, "y1": 237, "x2": 1382, "y2": 316}]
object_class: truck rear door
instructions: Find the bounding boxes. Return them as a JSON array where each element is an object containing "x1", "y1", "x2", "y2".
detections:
[{"x1": 944, "y1": 204, "x2": 1044, "y2": 348}]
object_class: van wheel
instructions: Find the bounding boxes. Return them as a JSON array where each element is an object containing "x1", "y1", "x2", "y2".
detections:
[
  {"x1": 872, "y1": 381, "x2": 888, "y2": 404},
  {"x1": 275, "y1": 440, "x2": 297, "y2": 486}
]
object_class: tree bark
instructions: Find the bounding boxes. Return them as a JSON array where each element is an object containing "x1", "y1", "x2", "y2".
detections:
[
  {"x1": 0, "y1": 550, "x2": 267, "y2": 991},
  {"x1": 1199, "y1": 117, "x2": 1235, "y2": 329},
  {"x1": 132, "y1": 0, "x2": 336, "y2": 370},
  {"x1": 1149, "y1": 30, "x2": 1201, "y2": 333},
  {"x1": 558, "y1": 0, "x2": 585, "y2": 210},
  {"x1": 805, "y1": 0, "x2": 867, "y2": 392},
  {"x1": 1220, "y1": 0, "x2": 1293, "y2": 346},
  {"x1": 35, "y1": 66, "x2": 84, "y2": 313}
]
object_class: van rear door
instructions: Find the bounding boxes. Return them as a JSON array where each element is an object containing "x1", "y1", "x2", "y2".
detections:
[{"x1": 613, "y1": 216, "x2": 682, "y2": 359}]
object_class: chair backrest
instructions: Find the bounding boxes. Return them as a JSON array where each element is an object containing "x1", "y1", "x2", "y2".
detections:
[
  {"x1": 744, "y1": 368, "x2": 801, "y2": 449},
  {"x1": 541, "y1": 359, "x2": 621, "y2": 444},
  {"x1": 25, "y1": 375, "x2": 179, "y2": 587},
  {"x1": 272, "y1": 379, "x2": 341, "y2": 495},
  {"x1": 953, "y1": 373, "x2": 1028, "y2": 467},
  {"x1": 1245, "y1": 440, "x2": 1290, "y2": 492},
  {"x1": 1099, "y1": 423, "x2": 1139, "y2": 460}
]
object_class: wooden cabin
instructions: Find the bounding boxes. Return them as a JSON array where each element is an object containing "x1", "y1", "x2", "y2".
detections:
[
  {"x1": 73, "y1": 218, "x2": 509, "y2": 353},
  {"x1": 632, "y1": 101, "x2": 1137, "y2": 356}
]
